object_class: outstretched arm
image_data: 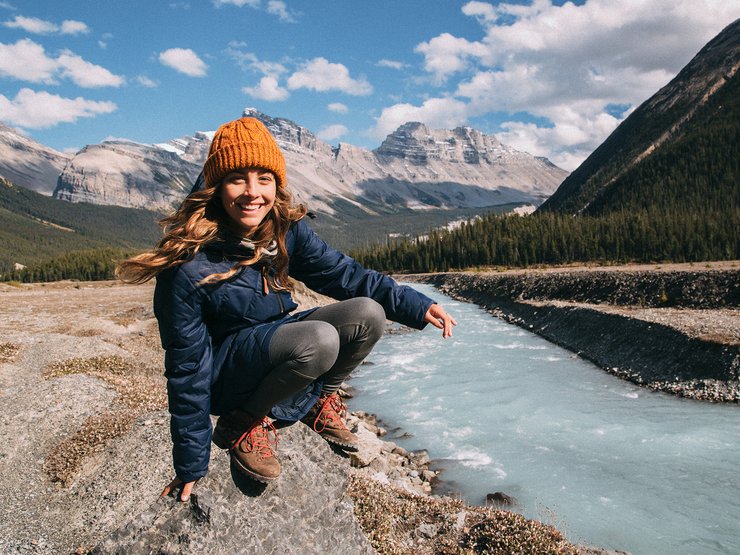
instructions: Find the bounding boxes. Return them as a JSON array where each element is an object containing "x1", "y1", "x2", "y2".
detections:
[{"x1": 424, "y1": 303, "x2": 457, "y2": 338}]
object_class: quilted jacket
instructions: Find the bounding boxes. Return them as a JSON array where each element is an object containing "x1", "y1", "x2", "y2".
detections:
[{"x1": 153, "y1": 218, "x2": 435, "y2": 482}]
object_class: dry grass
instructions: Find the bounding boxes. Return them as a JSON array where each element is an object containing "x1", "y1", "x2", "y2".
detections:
[
  {"x1": 41, "y1": 355, "x2": 166, "y2": 485},
  {"x1": 0, "y1": 342, "x2": 21, "y2": 363},
  {"x1": 347, "y1": 475, "x2": 579, "y2": 555}
]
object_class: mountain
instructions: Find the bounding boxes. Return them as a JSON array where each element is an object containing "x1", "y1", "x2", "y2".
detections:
[
  {"x1": 540, "y1": 18, "x2": 740, "y2": 215},
  {"x1": 49, "y1": 109, "x2": 566, "y2": 215},
  {"x1": 53, "y1": 140, "x2": 201, "y2": 211},
  {"x1": 0, "y1": 123, "x2": 71, "y2": 195}
]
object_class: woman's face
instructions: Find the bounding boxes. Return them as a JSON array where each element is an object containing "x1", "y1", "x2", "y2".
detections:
[{"x1": 220, "y1": 167, "x2": 277, "y2": 234}]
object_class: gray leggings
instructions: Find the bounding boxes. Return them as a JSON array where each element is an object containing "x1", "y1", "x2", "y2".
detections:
[{"x1": 241, "y1": 297, "x2": 386, "y2": 418}]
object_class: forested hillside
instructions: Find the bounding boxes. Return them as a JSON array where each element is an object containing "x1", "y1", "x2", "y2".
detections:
[{"x1": 0, "y1": 178, "x2": 162, "y2": 278}]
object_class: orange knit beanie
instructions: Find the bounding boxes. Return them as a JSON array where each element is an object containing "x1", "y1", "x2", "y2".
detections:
[{"x1": 203, "y1": 117, "x2": 287, "y2": 189}]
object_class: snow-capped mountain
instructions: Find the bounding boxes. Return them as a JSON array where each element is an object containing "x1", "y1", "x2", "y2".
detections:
[
  {"x1": 46, "y1": 108, "x2": 567, "y2": 213},
  {"x1": 54, "y1": 140, "x2": 201, "y2": 209}
]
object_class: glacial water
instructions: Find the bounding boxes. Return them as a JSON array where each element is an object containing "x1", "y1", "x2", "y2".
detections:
[{"x1": 348, "y1": 284, "x2": 740, "y2": 555}]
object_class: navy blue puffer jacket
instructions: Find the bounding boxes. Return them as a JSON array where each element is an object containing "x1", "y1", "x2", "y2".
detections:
[{"x1": 153, "y1": 219, "x2": 434, "y2": 482}]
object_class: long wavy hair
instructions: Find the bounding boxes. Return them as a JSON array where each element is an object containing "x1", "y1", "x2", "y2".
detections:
[{"x1": 116, "y1": 175, "x2": 306, "y2": 289}]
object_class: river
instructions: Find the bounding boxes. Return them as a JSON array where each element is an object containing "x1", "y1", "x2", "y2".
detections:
[{"x1": 348, "y1": 284, "x2": 740, "y2": 555}]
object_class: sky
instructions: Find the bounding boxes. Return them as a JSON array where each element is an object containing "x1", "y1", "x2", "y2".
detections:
[{"x1": 0, "y1": 1, "x2": 738, "y2": 171}]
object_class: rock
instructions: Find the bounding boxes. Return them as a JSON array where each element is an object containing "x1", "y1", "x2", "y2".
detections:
[{"x1": 91, "y1": 425, "x2": 374, "y2": 554}]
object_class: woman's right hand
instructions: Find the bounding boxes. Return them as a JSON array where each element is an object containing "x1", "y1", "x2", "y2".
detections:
[{"x1": 161, "y1": 476, "x2": 197, "y2": 502}]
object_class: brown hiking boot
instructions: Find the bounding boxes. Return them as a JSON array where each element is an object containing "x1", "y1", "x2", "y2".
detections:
[
  {"x1": 213, "y1": 413, "x2": 281, "y2": 482},
  {"x1": 301, "y1": 392, "x2": 359, "y2": 452}
]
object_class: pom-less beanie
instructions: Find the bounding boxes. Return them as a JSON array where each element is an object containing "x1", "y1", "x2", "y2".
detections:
[{"x1": 203, "y1": 117, "x2": 287, "y2": 189}]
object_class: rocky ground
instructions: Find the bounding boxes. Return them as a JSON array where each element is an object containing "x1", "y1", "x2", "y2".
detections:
[
  {"x1": 408, "y1": 261, "x2": 739, "y2": 403},
  {"x1": 0, "y1": 279, "x2": 612, "y2": 554}
]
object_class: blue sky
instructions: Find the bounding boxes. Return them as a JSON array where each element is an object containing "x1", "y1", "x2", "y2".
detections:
[{"x1": 0, "y1": 1, "x2": 737, "y2": 170}]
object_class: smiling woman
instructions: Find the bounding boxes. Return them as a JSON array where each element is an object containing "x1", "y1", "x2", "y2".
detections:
[{"x1": 116, "y1": 116, "x2": 457, "y2": 501}]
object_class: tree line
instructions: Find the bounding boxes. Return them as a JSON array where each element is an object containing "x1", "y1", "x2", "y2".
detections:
[{"x1": 349, "y1": 207, "x2": 738, "y2": 273}]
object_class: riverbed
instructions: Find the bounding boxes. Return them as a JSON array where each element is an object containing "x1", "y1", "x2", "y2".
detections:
[{"x1": 349, "y1": 283, "x2": 740, "y2": 555}]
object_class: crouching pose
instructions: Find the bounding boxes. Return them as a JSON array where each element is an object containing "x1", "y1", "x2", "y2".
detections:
[{"x1": 117, "y1": 117, "x2": 456, "y2": 501}]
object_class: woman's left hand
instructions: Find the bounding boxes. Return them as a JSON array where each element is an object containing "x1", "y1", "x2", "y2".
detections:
[{"x1": 424, "y1": 304, "x2": 457, "y2": 338}]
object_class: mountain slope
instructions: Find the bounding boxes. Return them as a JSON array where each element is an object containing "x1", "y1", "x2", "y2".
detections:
[
  {"x1": 540, "y1": 18, "x2": 740, "y2": 215},
  {"x1": 0, "y1": 124, "x2": 71, "y2": 195},
  {"x1": 54, "y1": 140, "x2": 201, "y2": 211},
  {"x1": 0, "y1": 177, "x2": 162, "y2": 274}
]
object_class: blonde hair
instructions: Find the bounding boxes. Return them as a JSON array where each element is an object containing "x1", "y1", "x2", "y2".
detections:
[{"x1": 116, "y1": 177, "x2": 306, "y2": 288}]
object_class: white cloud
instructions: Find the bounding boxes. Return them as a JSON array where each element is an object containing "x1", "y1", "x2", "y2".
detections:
[
  {"x1": 60, "y1": 20, "x2": 89, "y2": 35},
  {"x1": 3, "y1": 15, "x2": 89, "y2": 35},
  {"x1": 287, "y1": 57, "x2": 372, "y2": 95},
  {"x1": 317, "y1": 124, "x2": 348, "y2": 142},
  {"x1": 57, "y1": 50, "x2": 125, "y2": 87},
  {"x1": 377, "y1": 59, "x2": 406, "y2": 70},
  {"x1": 327, "y1": 102, "x2": 348, "y2": 114},
  {"x1": 136, "y1": 75, "x2": 158, "y2": 88},
  {"x1": 0, "y1": 39, "x2": 123, "y2": 88},
  {"x1": 379, "y1": 0, "x2": 740, "y2": 170},
  {"x1": 3, "y1": 15, "x2": 57, "y2": 34},
  {"x1": 159, "y1": 48, "x2": 207, "y2": 77},
  {"x1": 267, "y1": 0, "x2": 296, "y2": 22},
  {"x1": 242, "y1": 76, "x2": 289, "y2": 101},
  {"x1": 0, "y1": 38, "x2": 57, "y2": 83},
  {"x1": 373, "y1": 97, "x2": 468, "y2": 140},
  {"x1": 226, "y1": 43, "x2": 288, "y2": 76},
  {"x1": 414, "y1": 32, "x2": 489, "y2": 84},
  {"x1": 213, "y1": 0, "x2": 259, "y2": 6},
  {"x1": 0, "y1": 88, "x2": 116, "y2": 129}
]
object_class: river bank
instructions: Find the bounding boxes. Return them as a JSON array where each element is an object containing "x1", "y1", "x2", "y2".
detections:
[
  {"x1": 405, "y1": 262, "x2": 739, "y2": 402},
  {"x1": 0, "y1": 279, "x2": 605, "y2": 554}
]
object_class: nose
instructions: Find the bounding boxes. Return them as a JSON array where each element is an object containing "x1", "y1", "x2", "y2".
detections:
[{"x1": 243, "y1": 171, "x2": 260, "y2": 197}]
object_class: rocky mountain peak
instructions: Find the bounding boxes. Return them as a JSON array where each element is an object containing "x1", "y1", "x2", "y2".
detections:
[
  {"x1": 374, "y1": 121, "x2": 511, "y2": 166},
  {"x1": 242, "y1": 107, "x2": 333, "y2": 156}
]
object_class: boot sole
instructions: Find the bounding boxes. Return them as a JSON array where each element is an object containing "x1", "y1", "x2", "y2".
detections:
[
  {"x1": 323, "y1": 436, "x2": 359, "y2": 452},
  {"x1": 230, "y1": 452, "x2": 281, "y2": 483}
]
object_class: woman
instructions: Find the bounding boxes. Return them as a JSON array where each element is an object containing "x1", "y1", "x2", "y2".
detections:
[{"x1": 117, "y1": 117, "x2": 456, "y2": 502}]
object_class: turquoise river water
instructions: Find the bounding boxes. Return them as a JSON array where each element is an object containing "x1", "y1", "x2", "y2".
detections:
[{"x1": 348, "y1": 284, "x2": 740, "y2": 555}]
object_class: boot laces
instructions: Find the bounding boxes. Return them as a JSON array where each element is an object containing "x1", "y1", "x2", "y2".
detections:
[
  {"x1": 232, "y1": 417, "x2": 278, "y2": 460},
  {"x1": 313, "y1": 393, "x2": 348, "y2": 433}
]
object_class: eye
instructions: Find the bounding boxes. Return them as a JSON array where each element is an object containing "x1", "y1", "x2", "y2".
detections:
[{"x1": 259, "y1": 174, "x2": 275, "y2": 183}]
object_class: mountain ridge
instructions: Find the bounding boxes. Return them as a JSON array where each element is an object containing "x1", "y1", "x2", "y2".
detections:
[{"x1": 540, "y1": 18, "x2": 740, "y2": 215}]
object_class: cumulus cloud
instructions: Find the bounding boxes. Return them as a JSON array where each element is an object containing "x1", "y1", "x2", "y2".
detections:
[
  {"x1": 267, "y1": 0, "x2": 297, "y2": 22},
  {"x1": 375, "y1": 0, "x2": 740, "y2": 169},
  {"x1": 242, "y1": 76, "x2": 289, "y2": 101},
  {"x1": 327, "y1": 102, "x2": 348, "y2": 114},
  {"x1": 317, "y1": 124, "x2": 348, "y2": 142},
  {"x1": 287, "y1": 57, "x2": 372, "y2": 95},
  {"x1": 0, "y1": 88, "x2": 116, "y2": 129},
  {"x1": 373, "y1": 97, "x2": 468, "y2": 140},
  {"x1": 226, "y1": 43, "x2": 288, "y2": 76},
  {"x1": 59, "y1": 20, "x2": 89, "y2": 35},
  {"x1": 3, "y1": 15, "x2": 89, "y2": 35},
  {"x1": 0, "y1": 38, "x2": 57, "y2": 83},
  {"x1": 377, "y1": 59, "x2": 407, "y2": 70},
  {"x1": 159, "y1": 48, "x2": 207, "y2": 77},
  {"x1": 57, "y1": 50, "x2": 125, "y2": 87},
  {"x1": 0, "y1": 39, "x2": 123, "y2": 87}
]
